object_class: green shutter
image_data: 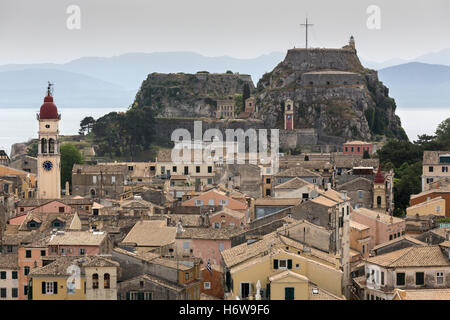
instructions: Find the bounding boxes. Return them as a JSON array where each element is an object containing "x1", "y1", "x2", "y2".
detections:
[
  {"x1": 126, "y1": 292, "x2": 130, "y2": 300},
  {"x1": 287, "y1": 259, "x2": 292, "y2": 269},
  {"x1": 41, "y1": 281, "x2": 46, "y2": 294},
  {"x1": 273, "y1": 259, "x2": 278, "y2": 269},
  {"x1": 138, "y1": 292, "x2": 144, "y2": 300},
  {"x1": 266, "y1": 283, "x2": 271, "y2": 299}
]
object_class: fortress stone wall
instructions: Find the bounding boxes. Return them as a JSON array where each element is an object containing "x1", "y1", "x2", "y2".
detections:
[
  {"x1": 299, "y1": 71, "x2": 364, "y2": 87},
  {"x1": 283, "y1": 47, "x2": 363, "y2": 73}
]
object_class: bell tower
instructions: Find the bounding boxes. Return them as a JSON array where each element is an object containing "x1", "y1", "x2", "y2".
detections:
[
  {"x1": 37, "y1": 82, "x2": 61, "y2": 199},
  {"x1": 284, "y1": 99, "x2": 294, "y2": 130},
  {"x1": 373, "y1": 166, "x2": 386, "y2": 212}
]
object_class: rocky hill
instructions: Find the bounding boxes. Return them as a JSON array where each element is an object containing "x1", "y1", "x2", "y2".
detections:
[
  {"x1": 255, "y1": 41, "x2": 408, "y2": 141},
  {"x1": 132, "y1": 40, "x2": 408, "y2": 143},
  {"x1": 133, "y1": 72, "x2": 254, "y2": 118}
]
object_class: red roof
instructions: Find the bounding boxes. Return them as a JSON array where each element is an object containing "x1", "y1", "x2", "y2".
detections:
[
  {"x1": 374, "y1": 167, "x2": 385, "y2": 184},
  {"x1": 39, "y1": 95, "x2": 59, "y2": 119}
]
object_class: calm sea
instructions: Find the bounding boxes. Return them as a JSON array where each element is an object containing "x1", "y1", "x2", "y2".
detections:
[{"x1": 0, "y1": 107, "x2": 448, "y2": 156}]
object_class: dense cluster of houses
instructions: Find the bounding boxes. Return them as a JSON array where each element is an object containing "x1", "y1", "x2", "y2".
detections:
[{"x1": 0, "y1": 144, "x2": 449, "y2": 300}]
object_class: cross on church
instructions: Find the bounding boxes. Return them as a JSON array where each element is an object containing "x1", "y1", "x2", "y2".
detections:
[
  {"x1": 300, "y1": 17, "x2": 314, "y2": 49},
  {"x1": 47, "y1": 81, "x2": 54, "y2": 96}
]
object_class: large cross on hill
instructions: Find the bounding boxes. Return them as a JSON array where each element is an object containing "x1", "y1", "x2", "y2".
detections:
[{"x1": 300, "y1": 17, "x2": 314, "y2": 49}]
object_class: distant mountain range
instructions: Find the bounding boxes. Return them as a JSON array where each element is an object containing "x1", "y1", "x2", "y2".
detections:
[{"x1": 0, "y1": 50, "x2": 449, "y2": 109}]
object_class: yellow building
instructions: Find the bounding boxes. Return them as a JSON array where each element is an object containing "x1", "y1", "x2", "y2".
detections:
[
  {"x1": 221, "y1": 233, "x2": 345, "y2": 300},
  {"x1": 406, "y1": 196, "x2": 446, "y2": 217},
  {"x1": 0, "y1": 165, "x2": 36, "y2": 199},
  {"x1": 29, "y1": 256, "x2": 119, "y2": 300}
]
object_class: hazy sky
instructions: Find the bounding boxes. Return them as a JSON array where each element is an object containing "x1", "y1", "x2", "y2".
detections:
[{"x1": 0, "y1": 0, "x2": 449, "y2": 64}]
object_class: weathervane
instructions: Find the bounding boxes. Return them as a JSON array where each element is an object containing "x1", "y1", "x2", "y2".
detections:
[{"x1": 300, "y1": 17, "x2": 314, "y2": 49}]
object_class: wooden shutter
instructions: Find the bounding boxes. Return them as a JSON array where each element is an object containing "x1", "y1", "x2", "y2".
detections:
[
  {"x1": 287, "y1": 259, "x2": 293, "y2": 269},
  {"x1": 273, "y1": 259, "x2": 278, "y2": 269},
  {"x1": 53, "y1": 282, "x2": 58, "y2": 294},
  {"x1": 41, "y1": 281, "x2": 46, "y2": 294},
  {"x1": 266, "y1": 283, "x2": 271, "y2": 299}
]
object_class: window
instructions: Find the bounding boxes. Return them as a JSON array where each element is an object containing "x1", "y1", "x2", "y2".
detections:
[
  {"x1": 362, "y1": 245, "x2": 365, "y2": 254},
  {"x1": 43, "y1": 281, "x2": 56, "y2": 295},
  {"x1": 92, "y1": 274, "x2": 99, "y2": 289},
  {"x1": 240, "y1": 283, "x2": 250, "y2": 299},
  {"x1": 389, "y1": 235, "x2": 393, "y2": 241},
  {"x1": 396, "y1": 273, "x2": 405, "y2": 286},
  {"x1": 358, "y1": 190, "x2": 363, "y2": 199},
  {"x1": 24, "y1": 286, "x2": 28, "y2": 296},
  {"x1": 208, "y1": 166, "x2": 212, "y2": 173},
  {"x1": 429, "y1": 166, "x2": 434, "y2": 172},
  {"x1": 160, "y1": 166, "x2": 165, "y2": 175},
  {"x1": 58, "y1": 206, "x2": 65, "y2": 213},
  {"x1": 183, "y1": 242, "x2": 190, "y2": 250},
  {"x1": 214, "y1": 222, "x2": 220, "y2": 229},
  {"x1": 196, "y1": 166, "x2": 200, "y2": 173},
  {"x1": 24, "y1": 266, "x2": 30, "y2": 276},
  {"x1": 111, "y1": 176, "x2": 115, "y2": 184},
  {"x1": 381, "y1": 272, "x2": 385, "y2": 285},
  {"x1": 0, "y1": 288, "x2": 6, "y2": 298},
  {"x1": 93, "y1": 176, "x2": 97, "y2": 184},
  {"x1": 195, "y1": 200, "x2": 204, "y2": 206},
  {"x1": 279, "y1": 259, "x2": 287, "y2": 269},
  {"x1": 345, "y1": 147, "x2": 348, "y2": 152},
  {"x1": 219, "y1": 242, "x2": 225, "y2": 252},
  {"x1": 266, "y1": 178, "x2": 271, "y2": 184},
  {"x1": 104, "y1": 273, "x2": 110, "y2": 289},
  {"x1": 79, "y1": 248, "x2": 86, "y2": 255},
  {"x1": 50, "y1": 246, "x2": 58, "y2": 254},
  {"x1": 208, "y1": 199, "x2": 215, "y2": 206},
  {"x1": 416, "y1": 272, "x2": 425, "y2": 285},
  {"x1": 207, "y1": 178, "x2": 213, "y2": 185},
  {"x1": 25, "y1": 250, "x2": 32, "y2": 258},
  {"x1": 67, "y1": 280, "x2": 76, "y2": 294},
  {"x1": 184, "y1": 166, "x2": 189, "y2": 175},
  {"x1": 128, "y1": 166, "x2": 134, "y2": 171},
  {"x1": 219, "y1": 199, "x2": 228, "y2": 206},
  {"x1": 443, "y1": 166, "x2": 449, "y2": 173},
  {"x1": 437, "y1": 272, "x2": 444, "y2": 284},
  {"x1": 12, "y1": 271, "x2": 17, "y2": 280},
  {"x1": 0, "y1": 271, "x2": 6, "y2": 279},
  {"x1": 144, "y1": 292, "x2": 152, "y2": 300},
  {"x1": 185, "y1": 272, "x2": 189, "y2": 281}
]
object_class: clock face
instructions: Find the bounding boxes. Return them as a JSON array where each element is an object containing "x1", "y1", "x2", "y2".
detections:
[
  {"x1": 43, "y1": 161, "x2": 53, "y2": 171},
  {"x1": 287, "y1": 115, "x2": 292, "y2": 119}
]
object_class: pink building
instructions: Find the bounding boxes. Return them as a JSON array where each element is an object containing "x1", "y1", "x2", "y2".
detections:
[
  {"x1": 182, "y1": 189, "x2": 248, "y2": 213},
  {"x1": 209, "y1": 208, "x2": 247, "y2": 229},
  {"x1": 350, "y1": 208, "x2": 405, "y2": 251},
  {"x1": 17, "y1": 246, "x2": 48, "y2": 300},
  {"x1": 176, "y1": 227, "x2": 241, "y2": 266},
  {"x1": 47, "y1": 231, "x2": 112, "y2": 257},
  {"x1": 343, "y1": 141, "x2": 373, "y2": 155}
]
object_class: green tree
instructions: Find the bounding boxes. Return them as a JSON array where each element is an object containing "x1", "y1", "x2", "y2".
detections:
[
  {"x1": 435, "y1": 118, "x2": 450, "y2": 147},
  {"x1": 61, "y1": 143, "x2": 83, "y2": 189},
  {"x1": 363, "y1": 149, "x2": 370, "y2": 159},
  {"x1": 226, "y1": 70, "x2": 233, "y2": 74},
  {"x1": 79, "y1": 116, "x2": 95, "y2": 135},
  {"x1": 234, "y1": 95, "x2": 243, "y2": 115},
  {"x1": 27, "y1": 143, "x2": 38, "y2": 157},
  {"x1": 242, "y1": 83, "x2": 251, "y2": 111}
]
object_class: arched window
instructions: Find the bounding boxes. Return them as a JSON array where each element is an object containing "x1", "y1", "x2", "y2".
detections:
[
  {"x1": 104, "y1": 273, "x2": 110, "y2": 289},
  {"x1": 48, "y1": 138, "x2": 55, "y2": 154},
  {"x1": 377, "y1": 196, "x2": 382, "y2": 208},
  {"x1": 41, "y1": 138, "x2": 47, "y2": 154},
  {"x1": 92, "y1": 273, "x2": 99, "y2": 289},
  {"x1": 90, "y1": 189, "x2": 96, "y2": 197}
]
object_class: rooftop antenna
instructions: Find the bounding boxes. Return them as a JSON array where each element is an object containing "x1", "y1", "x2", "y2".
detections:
[{"x1": 300, "y1": 16, "x2": 314, "y2": 49}]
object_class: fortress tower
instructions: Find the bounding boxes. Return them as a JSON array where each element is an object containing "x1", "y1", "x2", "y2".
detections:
[{"x1": 37, "y1": 83, "x2": 61, "y2": 199}]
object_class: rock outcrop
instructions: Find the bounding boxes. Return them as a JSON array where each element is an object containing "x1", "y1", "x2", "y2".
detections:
[
  {"x1": 133, "y1": 72, "x2": 254, "y2": 118},
  {"x1": 255, "y1": 42, "x2": 408, "y2": 141}
]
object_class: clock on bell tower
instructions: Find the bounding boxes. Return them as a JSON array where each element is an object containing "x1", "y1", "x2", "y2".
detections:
[{"x1": 37, "y1": 82, "x2": 61, "y2": 199}]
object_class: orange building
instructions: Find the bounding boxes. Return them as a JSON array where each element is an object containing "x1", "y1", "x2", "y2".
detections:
[
  {"x1": 17, "y1": 245, "x2": 48, "y2": 300},
  {"x1": 343, "y1": 141, "x2": 373, "y2": 155}
]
